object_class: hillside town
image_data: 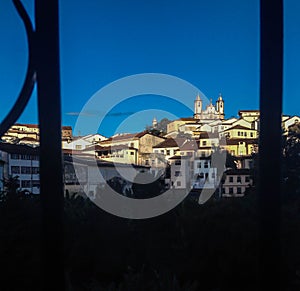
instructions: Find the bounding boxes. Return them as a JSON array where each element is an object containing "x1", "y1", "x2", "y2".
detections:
[{"x1": 1, "y1": 94, "x2": 299, "y2": 200}]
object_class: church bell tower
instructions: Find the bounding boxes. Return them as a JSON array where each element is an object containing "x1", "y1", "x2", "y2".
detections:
[
  {"x1": 194, "y1": 94, "x2": 202, "y2": 119},
  {"x1": 216, "y1": 93, "x2": 225, "y2": 120}
]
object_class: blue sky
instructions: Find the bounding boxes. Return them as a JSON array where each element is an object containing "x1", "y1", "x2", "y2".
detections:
[{"x1": 0, "y1": 0, "x2": 299, "y2": 137}]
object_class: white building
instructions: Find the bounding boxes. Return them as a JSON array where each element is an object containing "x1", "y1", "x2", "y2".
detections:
[
  {"x1": 192, "y1": 157, "x2": 219, "y2": 190},
  {"x1": 152, "y1": 137, "x2": 186, "y2": 161},
  {"x1": 64, "y1": 155, "x2": 150, "y2": 198},
  {"x1": 62, "y1": 134, "x2": 107, "y2": 150},
  {"x1": 169, "y1": 156, "x2": 191, "y2": 189},
  {"x1": 282, "y1": 115, "x2": 300, "y2": 133},
  {"x1": 222, "y1": 169, "x2": 252, "y2": 197},
  {"x1": 0, "y1": 143, "x2": 40, "y2": 194}
]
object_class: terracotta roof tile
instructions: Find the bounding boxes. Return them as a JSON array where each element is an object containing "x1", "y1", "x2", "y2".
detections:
[{"x1": 153, "y1": 138, "x2": 186, "y2": 148}]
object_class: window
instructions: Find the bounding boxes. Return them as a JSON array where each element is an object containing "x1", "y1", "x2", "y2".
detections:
[
  {"x1": 32, "y1": 180, "x2": 40, "y2": 188},
  {"x1": 21, "y1": 180, "x2": 31, "y2": 188},
  {"x1": 222, "y1": 187, "x2": 226, "y2": 194},
  {"x1": 245, "y1": 176, "x2": 250, "y2": 182},
  {"x1": 238, "y1": 131, "x2": 241, "y2": 136},
  {"x1": 244, "y1": 132, "x2": 247, "y2": 137},
  {"x1": 130, "y1": 143, "x2": 134, "y2": 148},
  {"x1": 130, "y1": 152, "x2": 134, "y2": 155},
  {"x1": 175, "y1": 171, "x2": 181, "y2": 177},
  {"x1": 199, "y1": 172, "x2": 204, "y2": 178},
  {"x1": 204, "y1": 161, "x2": 209, "y2": 168},
  {"x1": 11, "y1": 154, "x2": 19, "y2": 159},
  {"x1": 202, "y1": 141, "x2": 207, "y2": 146},
  {"x1": 11, "y1": 166, "x2": 20, "y2": 174},
  {"x1": 229, "y1": 187, "x2": 233, "y2": 194},
  {"x1": 166, "y1": 150, "x2": 170, "y2": 155},
  {"x1": 205, "y1": 173, "x2": 209, "y2": 180},
  {"x1": 21, "y1": 167, "x2": 31, "y2": 174},
  {"x1": 237, "y1": 176, "x2": 241, "y2": 183},
  {"x1": 32, "y1": 167, "x2": 39, "y2": 174},
  {"x1": 75, "y1": 145, "x2": 82, "y2": 150},
  {"x1": 21, "y1": 154, "x2": 31, "y2": 160},
  {"x1": 161, "y1": 150, "x2": 164, "y2": 153},
  {"x1": 211, "y1": 172, "x2": 215, "y2": 178},
  {"x1": 175, "y1": 160, "x2": 181, "y2": 165},
  {"x1": 197, "y1": 162, "x2": 201, "y2": 168},
  {"x1": 145, "y1": 160, "x2": 149, "y2": 165},
  {"x1": 250, "y1": 132, "x2": 254, "y2": 137},
  {"x1": 176, "y1": 181, "x2": 181, "y2": 187},
  {"x1": 237, "y1": 187, "x2": 242, "y2": 194},
  {"x1": 229, "y1": 176, "x2": 233, "y2": 183}
]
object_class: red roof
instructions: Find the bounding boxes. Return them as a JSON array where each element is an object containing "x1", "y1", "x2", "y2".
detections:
[
  {"x1": 153, "y1": 138, "x2": 186, "y2": 148},
  {"x1": 14, "y1": 123, "x2": 39, "y2": 128},
  {"x1": 0, "y1": 143, "x2": 39, "y2": 154},
  {"x1": 178, "y1": 117, "x2": 199, "y2": 122},
  {"x1": 63, "y1": 149, "x2": 83, "y2": 155},
  {"x1": 198, "y1": 132, "x2": 219, "y2": 139},
  {"x1": 225, "y1": 168, "x2": 251, "y2": 175},
  {"x1": 223, "y1": 138, "x2": 258, "y2": 145},
  {"x1": 180, "y1": 140, "x2": 199, "y2": 151},
  {"x1": 62, "y1": 126, "x2": 72, "y2": 130},
  {"x1": 223, "y1": 125, "x2": 254, "y2": 131},
  {"x1": 83, "y1": 144, "x2": 137, "y2": 152},
  {"x1": 106, "y1": 131, "x2": 152, "y2": 141}
]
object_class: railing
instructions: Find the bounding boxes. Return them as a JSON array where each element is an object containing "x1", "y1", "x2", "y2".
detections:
[
  {"x1": 0, "y1": 1, "x2": 64, "y2": 290},
  {"x1": 259, "y1": 0, "x2": 283, "y2": 290}
]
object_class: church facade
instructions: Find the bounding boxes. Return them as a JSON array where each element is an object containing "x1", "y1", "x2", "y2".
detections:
[{"x1": 194, "y1": 93, "x2": 225, "y2": 121}]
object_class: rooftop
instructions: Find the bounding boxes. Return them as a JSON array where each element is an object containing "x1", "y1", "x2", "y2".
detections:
[
  {"x1": 0, "y1": 142, "x2": 40, "y2": 155},
  {"x1": 225, "y1": 168, "x2": 251, "y2": 175},
  {"x1": 153, "y1": 138, "x2": 186, "y2": 148}
]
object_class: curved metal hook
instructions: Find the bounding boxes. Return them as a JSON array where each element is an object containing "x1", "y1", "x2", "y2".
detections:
[{"x1": 0, "y1": 0, "x2": 35, "y2": 137}]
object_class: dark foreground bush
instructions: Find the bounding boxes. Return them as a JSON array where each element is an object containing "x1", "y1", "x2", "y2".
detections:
[{"x1": 1, "y1": 189, "x2": 300, "y2": 290}]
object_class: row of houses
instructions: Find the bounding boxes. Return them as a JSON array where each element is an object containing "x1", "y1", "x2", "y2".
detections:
[
  {"x1": 0, "y1": 143, "x2": 149, "y2": 197},
  {"x1": 0, "y1": 140, "x2": 253, "y2": 199},
  {"x1": 1, "y1": 94, "x2": 299, "y2": 200}
]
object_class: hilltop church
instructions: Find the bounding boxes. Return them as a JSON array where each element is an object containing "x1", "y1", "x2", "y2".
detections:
[
  {"x1": 164, "y1": 94, "x2": 226, "y2": 137},
  {"x1": 193, "y1": 93, "x2": 225, "y2": 121}
]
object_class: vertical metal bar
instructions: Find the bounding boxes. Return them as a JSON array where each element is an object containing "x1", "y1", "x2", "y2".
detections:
[
  {"x1": 35, "y1": 1, "x2": 65, "y2": 290},
  {"x1": 259, "y1": 0, "x2": 283, "y2": 290}
]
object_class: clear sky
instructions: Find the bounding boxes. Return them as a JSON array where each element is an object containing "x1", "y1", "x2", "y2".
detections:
[{"x1": 0, "y1": 0, "x2": 299, "y2": 137}]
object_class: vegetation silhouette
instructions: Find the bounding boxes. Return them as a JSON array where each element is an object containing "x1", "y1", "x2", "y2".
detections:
[{"x1": 1, "y1": 130, "x2": 300, "y2": 290}]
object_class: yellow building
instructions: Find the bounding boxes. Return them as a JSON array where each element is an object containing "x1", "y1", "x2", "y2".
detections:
[
  {"x1": 99, "y1": 131, "x2": 165, "y2": 165},
  {"x1": 238, "y1": 110, "x2": 260, "y2": 122},
  {"x1": 2, "y1": 123, "x2": 72, "y2": 144},
  {"x1": 166, "y1": 118, "x2": 199, "y2": 136},
  {"x1": 221, "y1": 125, "x2": 258, "y2": 139},
  {"x1": 221, "y1": 138, "x2": 258, "y2": 156}
]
